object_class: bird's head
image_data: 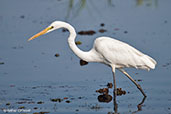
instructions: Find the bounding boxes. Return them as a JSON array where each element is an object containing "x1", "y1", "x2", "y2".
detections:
[{"x1": 28, "y1": 21, "x2": 65, "y2": 41}]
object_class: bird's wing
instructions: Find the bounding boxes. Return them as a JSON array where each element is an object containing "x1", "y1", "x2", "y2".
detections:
[{"x1": 94, "y1": 37, "x2": 156, "y2": 70}]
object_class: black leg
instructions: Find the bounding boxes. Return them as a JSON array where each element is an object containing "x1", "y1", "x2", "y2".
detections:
[
  {"x1": 119, "y1": 69, "x2": 147, "y2": 97},
  {"x1": 112, "y1": 71, "x2": 117, "y2": 96},
  {"x1": 112, "y1": 71, "x2": 118, "y2": 113}
]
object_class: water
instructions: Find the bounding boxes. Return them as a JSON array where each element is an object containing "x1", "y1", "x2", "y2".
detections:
[{"x1": 0, "y1": 0, "x2": 171, "y2": 114}]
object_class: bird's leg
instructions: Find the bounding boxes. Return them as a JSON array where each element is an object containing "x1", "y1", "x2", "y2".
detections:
[
  {"x1": 113, "y1": 89, "x2": 118, "y2": 113},
  {"x1": 111, "y1": 66, "x2": 117, "y2": 96},
  {"x1": 119, "y1": 69, "x2": 147, "y2": 97},
  {"x1": 112, "y1": 71, "x2": 117, "y2": 95},
  {"x1": 111, "y1": 65, "x2": 118, "y2": 112},
  {"x1": 112, "y1": 71, "x2": 118, "y2": 113}
]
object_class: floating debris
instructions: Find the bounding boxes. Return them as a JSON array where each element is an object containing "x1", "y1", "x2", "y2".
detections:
[
  {"x1": 80, "y1": 59, "x2": 88, "y2": 66},
  {"x1": 16, "y1": 101, "x2": 26, "y2": 104},
  {"x1": 163, "y1": 61, "x2": 171, "y2": 67},
  {"x1": 116, "y1": 88, "x2": 126, "y2": 96},
  {"x1": 20, "y1": 15, "x2": 25, "y2": 19},
  {"x1": 100, "y1": 23, "x2": 105, "y2": 27},
  {"x1": 65, "y1": 100, "x2": 71, "y2": 103},
  {"x1": 78, "y1": 30, "x2": 96, "y2": 35},
  {"x1": 135, "y1": 79, "x2": 142, "y2": 82},
  {"x1": 50, "y1": 98, "x2": 63, "y2": 102},
  {"x1": 75, "y1": 109, "x2": 79, "y2": 111},
  {"x1": 75, "y1": 41, "x2": 82, "y2": 45},
  {"x1": 28, "y1": 101, "x2": 35, "y2": 104},
  {"x1": 164, "y1": 20, "x2": 168, "y2": 24},
  {"x1": 96, "y1": 88, "x2": 109, "y2": 94},
  {"x1": 54, "y1": 53, "x2": 60, "y2": 57},
  {"x1": 32, "y1": 87, "x2": 37, "y2": 89},
  {"x1": 16, "y1": 99, "x2": 33, "y2": 104},
  {"x1": 78, "y1": 96, "x2": 84, "y2": 99},
  {"x1": 90, "y1": 104, "x2": 102, "y2": 110},
  {"x1": 124, "y1": 31, "x2": 128, "y2": 34},
  {"x1": 6, "y1": 103, "x2": 10, "y2": 106},
  {"x1": 34, "y1": 107, "x2": 38, "y2": 110},
  {"x1": 138, "y1": 79, "x2": 142, "y2": 82},
  {"x1": 107, "y1": 83, "x2": 113, "y2": 88},
  {"x1": 0, "y1": 62, "x2": 4, "y2": 65},
  {"x1": 37, "y1": 101, "x2": 44, "y2": 104},
  {"x1": 63, "y1": 97, "x2": 68, "y2": 100},
  {"x1": 19, "y1": 98, "x2": 32, "y2": 101},
  {"x1": 99, "y1": 29, "x2": 107, "y2": 33},
  {"x1": 98, "y1": 94, "x2": 112, "y2": 103},
  {"x1": 18, "y1": 106, "x2": 25, "y2": 109}
]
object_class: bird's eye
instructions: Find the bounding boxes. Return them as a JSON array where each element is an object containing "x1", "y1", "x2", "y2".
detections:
[{"x1": 51, "y1": 26, "x2": 54, "y2": 29}]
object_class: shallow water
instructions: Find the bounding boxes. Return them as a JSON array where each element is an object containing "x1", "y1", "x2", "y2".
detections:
[{"x1": 0, "y1": 0, "x2": 171, "y2": 114}]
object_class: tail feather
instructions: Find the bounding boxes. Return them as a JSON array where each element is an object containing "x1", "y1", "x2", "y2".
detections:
[{"x1": 143, "y1": 55, "x2": 157, "y2": 70}]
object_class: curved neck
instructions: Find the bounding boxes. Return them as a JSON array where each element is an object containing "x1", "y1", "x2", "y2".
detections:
[{"x1": 61, "y1": 22, "x2": 91, "y2": 61}]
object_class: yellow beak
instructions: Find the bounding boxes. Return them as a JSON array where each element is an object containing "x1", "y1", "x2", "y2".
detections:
[{"x1": 28, "y1": 27, "x2": 51, "y2": 41}]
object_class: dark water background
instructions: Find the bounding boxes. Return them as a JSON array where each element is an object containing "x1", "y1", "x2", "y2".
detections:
[{"x1": 0, "y1": 0, "x2": 171, "y2": 114}]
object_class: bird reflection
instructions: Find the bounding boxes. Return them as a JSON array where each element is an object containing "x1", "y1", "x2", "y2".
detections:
[
  {"x1": 96, "y1": 84, "x2": 146, "y2": 114},
  {"x1": 132, "y1": 97, "x2": 146, "y2": 114},
  {"x1": 112, "y1": 95, "x2": 146, "y2": 114}
]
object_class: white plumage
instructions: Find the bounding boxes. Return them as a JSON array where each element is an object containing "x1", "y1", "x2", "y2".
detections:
[
  {"x1": 28, "y1": 21, "x2": 157, "y2": 97},
  {"x1": 92, "y1": 37, "x2": 156, "y2": 70}
]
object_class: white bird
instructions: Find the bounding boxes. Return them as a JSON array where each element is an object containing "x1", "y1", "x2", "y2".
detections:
[{"x1": 28, "y1": 21, "x2": 157, "y2": 97}]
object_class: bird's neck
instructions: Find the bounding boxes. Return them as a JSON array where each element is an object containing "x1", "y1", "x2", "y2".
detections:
[{"x1": 62, "y1": 23, "x2": 93, "y2": 61}]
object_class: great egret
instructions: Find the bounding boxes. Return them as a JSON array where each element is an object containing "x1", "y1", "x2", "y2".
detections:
[{"x1": 28, "y1": 21, "x2": 157, "y2": 97}]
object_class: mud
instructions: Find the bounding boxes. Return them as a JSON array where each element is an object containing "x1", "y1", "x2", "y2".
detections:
[{"x1": 78, "y1": 30, "x2": 96, "y2": 35}]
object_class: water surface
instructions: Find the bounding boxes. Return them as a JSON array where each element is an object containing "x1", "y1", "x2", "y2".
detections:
[{"x1": 0, "y1": 0, "x2": 171, "y2": 114}]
